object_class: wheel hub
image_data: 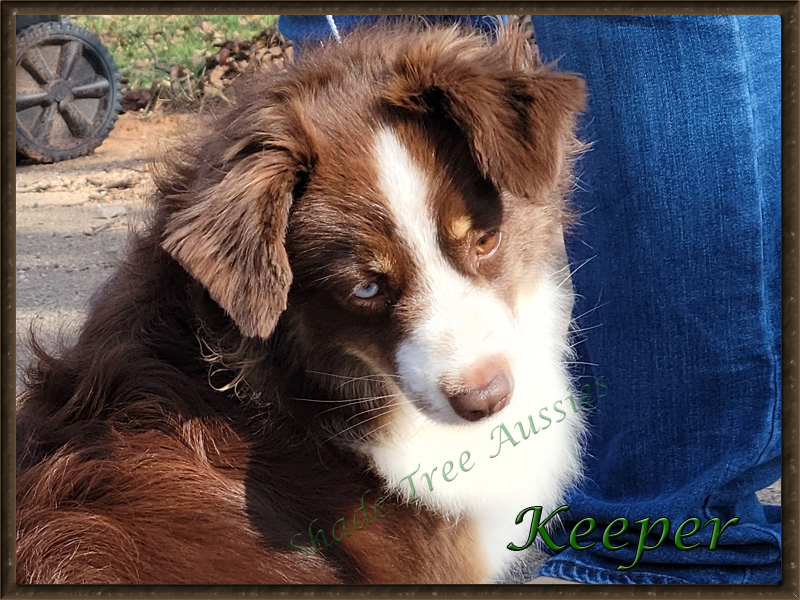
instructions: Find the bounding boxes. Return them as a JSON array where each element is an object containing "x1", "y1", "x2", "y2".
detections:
[{"x1": 49, "y1": 79, "x2": 72, "y2": 103}]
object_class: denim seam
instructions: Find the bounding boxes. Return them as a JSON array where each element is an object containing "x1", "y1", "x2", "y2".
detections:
[
  {"x1": 539, "y1": 557, "x2": 696, "y2": 584},
  {"x1": 699, "y1": 494, "x2": 780, "y2": 584},
  {"x1": 732, "y1": 16, "x2": 780, "y2": 468}
]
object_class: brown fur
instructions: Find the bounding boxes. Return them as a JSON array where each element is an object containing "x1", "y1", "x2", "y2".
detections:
[{"x1": 17, "y1": 20, "x2": 585, "y2": 584}]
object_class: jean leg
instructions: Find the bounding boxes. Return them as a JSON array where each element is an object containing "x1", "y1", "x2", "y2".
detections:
[{"x1": 529, "y1": 15, "x2": 781, "y2": 584}]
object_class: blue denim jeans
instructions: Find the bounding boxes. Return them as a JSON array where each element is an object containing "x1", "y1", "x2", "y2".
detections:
[
  {"x1": 278, "y1": 15, "x2": 782, "y2": 584},
  {"x1": 531, "y1": 15, "x2": 781, "y2": 584}
]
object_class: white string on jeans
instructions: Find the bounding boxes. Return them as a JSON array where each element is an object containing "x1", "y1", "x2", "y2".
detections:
[{"x1": 326, "y1": 15, "x2": 342, "y2": 43}]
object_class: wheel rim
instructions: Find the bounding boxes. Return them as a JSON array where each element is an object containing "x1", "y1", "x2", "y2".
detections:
[{"x1": 16, "y1": 33, "x2": 114, "y2": 152}]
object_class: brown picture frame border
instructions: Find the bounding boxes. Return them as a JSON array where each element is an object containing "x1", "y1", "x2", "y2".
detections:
[{"x1": 2, "y1": 2, "x2": 796, "y2": 597}]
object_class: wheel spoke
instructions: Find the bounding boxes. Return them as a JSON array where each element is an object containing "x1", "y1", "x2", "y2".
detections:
[
  {"x1": 31, "y1": 103, "x2": 57, "y2": 143},
  {"x1": 58, "y1": 40, "x2": 82, "y2": 80},
  {"x1": 72, "y1": 77, "x2": 110, "y2": 99},
  {"x1": 16, "y1": 91, "x2": 51, "y2": 111},
  {"x1": 20, "y1": 47, "x2": 54, "y2": 84},
  {"x1": 59, "y1": 102, "x2": 92, "y2": 138}
]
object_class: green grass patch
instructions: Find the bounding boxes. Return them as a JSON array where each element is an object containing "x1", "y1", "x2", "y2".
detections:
[{"x1": 71, "y1": 15, "x2": 277, "y2": 89}]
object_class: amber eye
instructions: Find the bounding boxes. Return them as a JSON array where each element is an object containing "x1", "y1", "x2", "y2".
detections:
[{"x1": 474, "y1": 230, "x2": 501, "y2": 258}]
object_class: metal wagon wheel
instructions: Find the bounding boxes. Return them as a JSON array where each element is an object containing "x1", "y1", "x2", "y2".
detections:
[{"x1": 16, "y1": 21, "x2": 122, "y2": 163}]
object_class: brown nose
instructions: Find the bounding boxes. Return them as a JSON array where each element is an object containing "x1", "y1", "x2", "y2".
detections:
[{"x1": 446, "y1": 359, "x2": 514, "y2": 422}]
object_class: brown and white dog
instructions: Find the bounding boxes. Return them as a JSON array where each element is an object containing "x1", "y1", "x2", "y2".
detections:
[{"x1": 16, "y1": 21, "x2": 586, "y2": 584}]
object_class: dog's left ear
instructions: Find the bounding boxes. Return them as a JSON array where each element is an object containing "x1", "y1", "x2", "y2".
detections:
[
  {"x1": 160, "y1": 121, "x2": 307, "y2": 340},
  {"x1": 383, "y1": 30, "x2": 587, "y2": 200}
]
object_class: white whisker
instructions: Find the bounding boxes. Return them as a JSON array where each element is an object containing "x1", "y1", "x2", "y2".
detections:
[
  {"x1": 323, "y1": 406, "x2": 403, "y2": 444},
  {"x1": 316, "y1": 394, "x2": 400, "y2": 418},
  {"x1": 555, "y1": 254, "x2": 596, "y2": 291},
  {"x1": 346, "y1": 400, "x2": 401, "y2": 422},
  {"x1": 572, "y1": 301, "x2": 608, "y2": 323},
  {"x1": 569, "y1": 322, "x2": 605, "y2": 335}
]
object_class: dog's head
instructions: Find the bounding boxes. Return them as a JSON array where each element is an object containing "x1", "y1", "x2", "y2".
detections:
[{"x1": 159, "y1": 22, "x2": 585, "y2": 430}]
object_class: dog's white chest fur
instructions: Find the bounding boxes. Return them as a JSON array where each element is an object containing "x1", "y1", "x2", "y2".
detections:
[{"x1": 367, "y1": 278, "x2": 583, "y2": 580}]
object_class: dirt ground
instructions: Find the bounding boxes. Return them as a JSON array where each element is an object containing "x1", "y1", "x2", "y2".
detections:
[
  {"x1": 15, "y1": 111, "x2": 187, "y2": 386},
  {"x1": 14, "y1": 110, "x2": 781, "y2": 508}
]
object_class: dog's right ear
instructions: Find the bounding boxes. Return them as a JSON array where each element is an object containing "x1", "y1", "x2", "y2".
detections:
[{"x1": 159, "y1": 111, "x2": 309, "y2": 341}]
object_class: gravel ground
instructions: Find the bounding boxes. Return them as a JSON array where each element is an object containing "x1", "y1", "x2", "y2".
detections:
[{"x1": 15, "y1": 110, "x2": 781, "y2": 581}]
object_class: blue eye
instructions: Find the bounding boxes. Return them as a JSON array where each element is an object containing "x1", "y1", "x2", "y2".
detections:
[{"x1": 352, "y1": 282, "x2": 380, "y2": 299}]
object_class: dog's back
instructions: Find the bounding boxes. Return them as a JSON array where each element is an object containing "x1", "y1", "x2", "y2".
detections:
[{"x1": 17, "y1": 21, "x2": 586, "y2": 584}]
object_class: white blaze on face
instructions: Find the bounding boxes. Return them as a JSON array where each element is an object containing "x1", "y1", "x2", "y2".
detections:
[
  {"x1": 367, "y1": 128, "x2": 584, "y2": 580},
  {"x1": 373, "y1": 128, "x2": 515, "y2": 421}
]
